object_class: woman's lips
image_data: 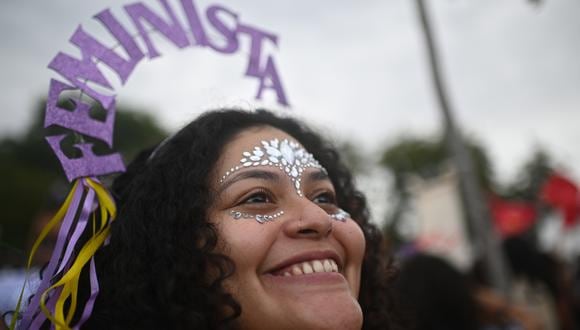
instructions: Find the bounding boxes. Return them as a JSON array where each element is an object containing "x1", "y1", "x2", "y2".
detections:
[
  {"x1": 262, "y1": 252, "x2": 350, "y2": 290},
  {"x1": 272, "y1": 258, "x2": 339, "y2": 276},
  {"x1": 265, "y1": 250, "x2": 343, "y2": 276}
]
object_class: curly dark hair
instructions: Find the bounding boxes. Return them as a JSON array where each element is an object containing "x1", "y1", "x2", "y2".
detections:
[{"x1": 75, "y1": 109, "x2": 399, "y2": 329}]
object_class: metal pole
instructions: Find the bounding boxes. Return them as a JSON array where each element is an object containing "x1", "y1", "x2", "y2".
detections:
[{"x1": 414, "y1": 0, "x2": 511, "y2": 294}]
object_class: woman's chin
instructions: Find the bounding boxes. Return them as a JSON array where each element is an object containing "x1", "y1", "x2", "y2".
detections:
[
  {"x1": 239, "y1": 295, "x2": 363, "y2": 330},
  {"x1": 292, "y1": 294, "x2": 363, "y2": 330},
  {"x1": 242, "y1": 274, "x2": 363, "y2": 330}
]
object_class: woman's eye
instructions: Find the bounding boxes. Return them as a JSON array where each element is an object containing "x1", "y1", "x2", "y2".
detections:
[
  {"x1": 312, "y1": 192, "x2": 336, "y2": 205},
  {"x1": 243, "y1": 192, "x2": 272, "y2": 204}
]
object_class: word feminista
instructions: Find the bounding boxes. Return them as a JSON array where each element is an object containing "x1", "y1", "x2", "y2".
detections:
[{"x1": 45, "y1": 0, "x2": 289, "y2": 181}]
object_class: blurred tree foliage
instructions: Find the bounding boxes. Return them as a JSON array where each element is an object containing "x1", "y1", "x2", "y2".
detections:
[
  {"x1": 378, "y1": 134, "x2": 493, "y2": 242},
  {"x1": 500, "y1": 149, "x2": 552, "y2": 201},
  {"x1": 379, "y1": 134, "x2": 555, "y2": 246},
  {"x1": 380, "y1": 135, "x2": 493, "y2": 190},
  {"x1": 0, "y1": 99, "x2": 167, "y2": 255},
  {"x1": 335, "y1": 140, "x2": 368, "y2": 174},
  {"x1": 500, "y1": 149, "x2": 554, "y2": 239}
]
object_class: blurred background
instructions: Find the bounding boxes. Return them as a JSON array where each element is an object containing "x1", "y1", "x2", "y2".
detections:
[{"x1": 1, "y1": 0, "x2": 579, "y2": 328}]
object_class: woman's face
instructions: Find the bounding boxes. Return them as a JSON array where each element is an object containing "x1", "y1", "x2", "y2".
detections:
[{"x1": 208, "y1": 126, "x2": 366, "y2": 330}]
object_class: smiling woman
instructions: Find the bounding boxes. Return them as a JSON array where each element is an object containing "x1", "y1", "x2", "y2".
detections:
[
  {"x1": 210, "y1": 126, "x2": 367, "y2": 329},
  {"x1": 63, "y1": 109, "x2": 400, "y2": 329}
]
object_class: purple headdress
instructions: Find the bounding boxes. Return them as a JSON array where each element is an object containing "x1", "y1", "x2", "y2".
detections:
[{"x1": 11, "y1": 1, "x2": 289, "y2": 329}]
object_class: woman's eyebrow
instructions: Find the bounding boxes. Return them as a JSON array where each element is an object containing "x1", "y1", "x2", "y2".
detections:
[
  {"x1": 305, "y1": 169, "x2": 330, "y2": 182},
  {"x1": 218, "y1": 169, "x2": 281, "y2": 192}
]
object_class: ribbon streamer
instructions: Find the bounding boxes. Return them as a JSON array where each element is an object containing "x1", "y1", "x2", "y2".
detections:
[{"x1": 11, "y1": 177, "x2": 116, "y2": 330}]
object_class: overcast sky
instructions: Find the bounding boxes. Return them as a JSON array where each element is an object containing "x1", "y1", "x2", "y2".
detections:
[{"x1": 1, "y1": 0, "x2": 579, "y2": 187}]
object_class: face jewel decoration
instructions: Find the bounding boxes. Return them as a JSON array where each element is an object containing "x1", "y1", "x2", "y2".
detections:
[
  {"x1": 330, "y1": 209, "x2": 350, "y2": 222},
  {"x1": 219, "y1": 138, "x2": 325, "y2": 196},
  {"x1": 230, "y1": 210, "x2": 285, "y2": 224}
]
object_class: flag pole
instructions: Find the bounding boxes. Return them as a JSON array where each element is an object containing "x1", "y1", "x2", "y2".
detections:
[{"x1": 414, "y1": 0, "x2": 511, "y2": 294}]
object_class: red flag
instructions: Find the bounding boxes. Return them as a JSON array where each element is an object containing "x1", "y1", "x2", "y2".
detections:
[
  {"x1": 541, "y1": 173, "x2": 580, "y2": 227},
  {"x1": 489, "y1": 197, "x2": 536, "y2": 238}
]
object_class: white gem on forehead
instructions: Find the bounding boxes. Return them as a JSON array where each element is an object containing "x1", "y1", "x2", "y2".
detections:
[{"x1": 219, "y1": 138, "x2": 326, "y2": 196}]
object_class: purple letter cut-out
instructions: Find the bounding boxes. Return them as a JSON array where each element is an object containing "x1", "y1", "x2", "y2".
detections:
[
  {"x1": 180, "y1": 0, "x2": 208, "y2": 46},
  {"x1": 205, "y1": 5, "x2": 239, "y2": 54},
  {"x1": 237, "y1": 24, "x2": 278, "y2": 77},
  {"x1": 45, "y1": 79, "x2": 116, "y2": 147},
  {"x1": 93, "y1": 8, "x2": 145, "y2": 84},
  {"x1": 48, "y1": 7, "x2": 146, "y2": 110},
  {"x1": 46, "y1": 135, "x2": 125, "y2": 182},
  {"x1": 253, "y1": 55, "x2": 289, "y2": 106},
  {"x1": 48, "y1": 26, "x2": 117, "y2": 109},
  {"x1": 125, "y1": 0, "x2": 190, "y2": 58}
]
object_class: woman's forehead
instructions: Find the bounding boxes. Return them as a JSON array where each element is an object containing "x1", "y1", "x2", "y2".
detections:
[
  {"x1": 214, "y1": 126, "x2": 327, "y2": 195},
  {"x1": 219, "y1": 126, "x2": 298, "y2": 166},
  {"x1": 214, "y1": 127, "x2": 289, "y2": 179}
]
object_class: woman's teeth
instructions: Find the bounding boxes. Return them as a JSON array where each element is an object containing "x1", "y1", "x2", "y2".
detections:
[{"x1": 280, "y1": 259, "x2": 339, "y2": 276}]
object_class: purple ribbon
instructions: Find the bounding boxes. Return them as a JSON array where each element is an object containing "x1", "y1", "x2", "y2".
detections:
[
  {"x1": 20, "y1": 183, "x2": 84, "y2": 329},
  {"x1": 22, "y1": 178, "x2": 102, "y2": 329},
  {"x1": 75, "y1": 257, "x2": 99, "y2": 329},
  {"x1": 56, "y1": 183, "x2": 95, "y2": 275}
]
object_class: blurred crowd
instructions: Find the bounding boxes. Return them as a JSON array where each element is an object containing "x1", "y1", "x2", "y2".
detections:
[{"x1": 392, "y1": 237, "x2": 580, "y2": 330}]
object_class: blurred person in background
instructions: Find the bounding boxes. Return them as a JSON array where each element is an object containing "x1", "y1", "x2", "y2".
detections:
[
  {"x1": 395, "y1": 253, "x2": 543, "y2": 330},
  {"x1": 0, "y1": 184, "x2": 63, "y2": 325},
  {"x1": 469, "y1": 234, "x2": 579, "y2": 330},
  {"x1": 502, "y1": 236, "x2": 577, "y2": 330},
  {"x1": 394, "y1": 253, "x2": 480, "y2": 330}
]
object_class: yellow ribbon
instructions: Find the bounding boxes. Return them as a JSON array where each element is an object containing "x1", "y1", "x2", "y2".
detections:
[
  {"x1": 10, "y1": 178, "x2": 116, "y2": 330},
  {"x1": 40, "y1": 177, "x2": 116, "y2": 330},
  {"x1": 9, "y1": 180, "x2": 80, "y2": 330}
]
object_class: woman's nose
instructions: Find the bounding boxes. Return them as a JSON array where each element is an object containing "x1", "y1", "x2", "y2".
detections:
[{"x1": 283, "y1": 198, "x2": 333, "y2": 239}]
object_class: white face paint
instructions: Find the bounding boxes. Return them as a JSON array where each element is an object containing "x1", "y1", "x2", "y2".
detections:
[
  {"x1": 229, "y1": 210, "x2": 285, "y2": 223},
  {"x1": 219, "y1": 138, "x2": 325, "y2": 197},
  {"x1": 329, "y1": 209, "x2": 350, "y2": 222},
  {"x1": 228, "y1": 208, "x2": 350, "y2": 224},
  {"x1": 218, "y1": 136, "x2": 351, "y2": 224}
]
